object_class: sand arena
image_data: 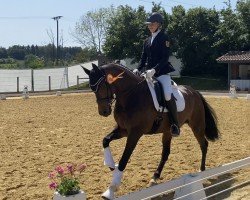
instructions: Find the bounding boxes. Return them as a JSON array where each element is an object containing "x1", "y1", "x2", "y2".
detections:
[{"x1": 0, "y1": 93, "x2": 249, "y2": 200}]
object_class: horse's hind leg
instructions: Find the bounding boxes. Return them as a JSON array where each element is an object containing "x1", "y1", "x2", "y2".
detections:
[
  {"x1": 190, "y1": 125, "x2": 208, "y2": 171},
  {"x1": 151, "y1": 132, "x2": 172, "y2": 184}
]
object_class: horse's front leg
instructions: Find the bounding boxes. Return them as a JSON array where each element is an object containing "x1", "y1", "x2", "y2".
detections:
[
  {"x1": 103, "y1": 125, "x2": 125, "y2": 170},
  {"x1": 102, "y1": 131, "x2": 142, "y2": 200},
  {"x1": 150, "y1": 132, "x2": 172, "y2": 185}
]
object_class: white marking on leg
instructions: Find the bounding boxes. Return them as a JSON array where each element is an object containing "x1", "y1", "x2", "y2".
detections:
[
  {"x1": 104, "y1": 147, "x2": 115, "y2": 169},
  {"x1": 111, "y1": 166, "x2": 123, "y2": 188}
]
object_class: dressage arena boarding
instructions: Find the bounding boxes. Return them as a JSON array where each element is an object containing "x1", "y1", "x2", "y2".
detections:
[{"x1": 0, "y1": 93, "x2": 249, "y2": 200}]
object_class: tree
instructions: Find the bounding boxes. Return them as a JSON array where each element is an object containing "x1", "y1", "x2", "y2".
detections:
[
  {"x1": 73, "y1": 7, "x2": 114, "y2": 53},
  {"x1": 46, "y1": 28, "x2": 56, "y2": 60},
  {"x1": 8, "y1": 45, "x2": 26, "y2": 60},
  {"x1": 236, "y1": 0, "x2": 250, "y2": 50},
  {"x1": 213, "y1": 0, "x2": 249, "y2": 54},
  {"x1": 103, "y1": 5, "x2": 147, "y2": 61},
  {"x1": 168, "y1": 6, "x2": 221, "y2": 75},
  {"x1": 74, "y1": 47, "x2": 99, "y2": 63},
  {"x1": 24, "y1": 54, "x2": 44, "y2": 69},
  {"x1": 168, "y1": 5, "x2": 186, "y2": 54},
  {"x1": 0, "y1": 47, "x2": 8, "y2": 59}
]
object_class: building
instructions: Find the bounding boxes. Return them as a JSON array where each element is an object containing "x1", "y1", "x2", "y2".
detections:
[{"x1": 216, "y1": 51, "x2": 250, "y2": 91}]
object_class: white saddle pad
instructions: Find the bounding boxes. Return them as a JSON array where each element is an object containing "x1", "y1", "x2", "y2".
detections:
[{"x1": 146, "y1": 78, "x2": 185, "y2": 112}]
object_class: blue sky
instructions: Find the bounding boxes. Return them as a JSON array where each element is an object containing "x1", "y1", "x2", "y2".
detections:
[{"x1": 0, "y1": 0, "x2": 237, "y2": 48}]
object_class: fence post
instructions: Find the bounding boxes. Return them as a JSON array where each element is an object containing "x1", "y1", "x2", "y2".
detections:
[
  {"x1": 17, "y1": 77, "x2": 19, "y2": 93},
  {"x1": 77, "y1": 75, "x2": 79, "y2": 90},
  {"x1": 31, "y1": 69, "x2": 34, "y2": 92},
  {"x1": 66, "y1": 67, "x2": 69, "y2": 88},
  {"x1": 49, "y1": 76, "x2": 51, "y2": 91}
]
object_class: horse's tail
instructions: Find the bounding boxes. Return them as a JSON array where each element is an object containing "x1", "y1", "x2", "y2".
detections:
[{"x1": 198, "y1": 92, "x2": 220, "y2": 141}]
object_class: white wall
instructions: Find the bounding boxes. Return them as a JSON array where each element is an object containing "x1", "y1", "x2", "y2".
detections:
[
  {"x1": 0, "y1": 69, "x2": 32, "y2": 93},
  {"x1": 0, "y1": 61, "x2": 97, "y2": 93}
]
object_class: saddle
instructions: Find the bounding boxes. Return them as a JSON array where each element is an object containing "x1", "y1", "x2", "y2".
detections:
[{"x1": 145, "y1": 76, "x2": 186, "y2": 133}]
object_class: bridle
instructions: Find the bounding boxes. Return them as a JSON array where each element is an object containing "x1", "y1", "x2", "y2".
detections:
[
  {"x1": 89, "y1": 73, "x2": 115, "y2": 106},
  {"x1": 90, "y1": 67, "x2": 145, "y2": 106}
]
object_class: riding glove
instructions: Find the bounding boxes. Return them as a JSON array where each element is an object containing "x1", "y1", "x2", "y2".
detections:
[
  {"x1": 133, "y1": 69, "x2": 140, "y2": 75},
  {"x1": 145, "y1": 69, "x2": 156, "y2": 78}
]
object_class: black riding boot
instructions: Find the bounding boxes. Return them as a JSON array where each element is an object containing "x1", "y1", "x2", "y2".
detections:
[{"x1": 165, "y1": 95, "x2": 180, "y2": 137}]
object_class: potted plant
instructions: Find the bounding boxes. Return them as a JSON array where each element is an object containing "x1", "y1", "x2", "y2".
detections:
[{"x1": 49, "y1": 163, "x2": 87, "y2": 200}]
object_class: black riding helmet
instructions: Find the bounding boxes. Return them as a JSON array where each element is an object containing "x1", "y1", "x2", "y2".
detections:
[{"x1": 145, "y1": 12, "x2": 164, "y2": 24}]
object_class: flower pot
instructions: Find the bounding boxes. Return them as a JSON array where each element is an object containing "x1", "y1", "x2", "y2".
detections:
[{"x1": 53, "y1": 190, "x2": 86, "y2": 200}]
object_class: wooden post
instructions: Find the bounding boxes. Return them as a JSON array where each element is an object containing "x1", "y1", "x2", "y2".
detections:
[
  {"x1": 17, "y1": 77, "x2": 19, "y2": 93},
  {"x1": 49, "y1": 76, "x2": 51, "y2": 91},
  {"x1": 65, "y1": 67, "x2": 69, "y2": 88},
  {"x1": 31, "y1": 69, "x2": 34, "y2": 92},
  {"x1": 77, "y1": 75, "x2": 79, "y2": 90},
  {"x1": 228, "y1": 63, "x2": 231, "y2": 89}
]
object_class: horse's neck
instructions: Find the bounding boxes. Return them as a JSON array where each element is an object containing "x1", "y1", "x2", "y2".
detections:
[
  {"x1": 115, "y1": 79, "x2": 151, "y2": 108},
  {"x1": 115, "y1": 76, "x2": 141, "y2": 97}
]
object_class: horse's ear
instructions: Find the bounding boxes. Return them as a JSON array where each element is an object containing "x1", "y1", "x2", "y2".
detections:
[
  {"x1": 92, "y1": 63, "x2": 100, "y2": 71},
  {"x1": 81, "y1": 65, "x2": 90, "y2": 76}
]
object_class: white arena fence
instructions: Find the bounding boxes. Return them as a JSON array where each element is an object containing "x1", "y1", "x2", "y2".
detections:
[
  {"x1": 115, "y1": 157, "x2": 250, "y2": 200},
  {"x1": 0, "y1": 61, "x2": 97, "y2": 93}
]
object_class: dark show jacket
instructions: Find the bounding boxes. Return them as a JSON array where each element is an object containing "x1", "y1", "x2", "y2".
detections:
[{"x1": 137, "y1": 29, "x2": 175, "y2": 77}]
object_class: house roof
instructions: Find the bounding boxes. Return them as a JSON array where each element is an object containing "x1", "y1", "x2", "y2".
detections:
[{"x1": 216, "y1": 51, "x2": 250, "y2": 63}]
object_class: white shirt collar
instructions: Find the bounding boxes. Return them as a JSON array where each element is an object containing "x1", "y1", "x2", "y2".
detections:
[{"x1": 151, "y1": 29, "x2": 161, "y2": 44}]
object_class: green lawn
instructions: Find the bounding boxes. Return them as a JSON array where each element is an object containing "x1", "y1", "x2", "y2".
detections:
[{"x1": 173, "y1": 76, "x2": 228, "y2": 91}]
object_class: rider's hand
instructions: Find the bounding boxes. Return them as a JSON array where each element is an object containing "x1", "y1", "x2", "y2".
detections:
[
  {"x1": 145, "y1": 69, "x2": 156, "y2": 78},
  {"x1": 133, "y1": 69, "x2": 140, "y2": 75}
]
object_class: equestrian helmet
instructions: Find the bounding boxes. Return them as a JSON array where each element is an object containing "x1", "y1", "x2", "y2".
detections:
[{"x1": 145, "y1": 12, "x2": 164, "y2": 24}]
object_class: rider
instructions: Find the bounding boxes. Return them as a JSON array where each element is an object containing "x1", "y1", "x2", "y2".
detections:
[{"x1": 133, "y1": 12, "x2": 180, "y2": 137}]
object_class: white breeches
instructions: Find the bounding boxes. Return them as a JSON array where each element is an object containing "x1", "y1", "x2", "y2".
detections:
[{"x1": 156, "y1": 74, "x2": 172, "y2": 101}]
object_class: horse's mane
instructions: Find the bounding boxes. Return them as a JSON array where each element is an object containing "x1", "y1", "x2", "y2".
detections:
[{"x1": 104, "y1": 62, "x2": 143, "y2": 81}]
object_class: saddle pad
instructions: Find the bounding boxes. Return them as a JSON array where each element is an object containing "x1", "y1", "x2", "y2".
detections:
[{"x1": 146, "y1": 78, "x2": 185, "y2": 112}]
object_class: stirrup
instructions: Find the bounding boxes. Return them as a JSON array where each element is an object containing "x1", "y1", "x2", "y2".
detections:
[{"x1": 171, "y1": 124, "x2": 180, "y2": 137}]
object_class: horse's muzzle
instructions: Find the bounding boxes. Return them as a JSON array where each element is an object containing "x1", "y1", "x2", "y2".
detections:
[{"x1": 99, "y1": 107, "x2": 112, "y2": 117}]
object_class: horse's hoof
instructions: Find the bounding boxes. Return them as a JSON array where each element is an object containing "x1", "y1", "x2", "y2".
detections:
[
  {"x1": 101, "y1": 186, "x2": 116, "y2": 200},
  {"x1": 149, "y1": 178, "x2": 158, "y2": 187}
]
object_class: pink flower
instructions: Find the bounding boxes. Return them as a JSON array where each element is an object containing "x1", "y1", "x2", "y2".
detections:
[
  {"x1": 67, "y1": 164, "x2": 74, "y2": 174},
  {"x1": 49, "y1": 182, "x2": 57, "y2": 189},
  {"x1": 48, "y1": 163, "x2": 87, "y2": 195},
  {"x1": 78, "y1": 163, "x2": 87, "y2": 172},
  {"x1": 48, "y1": 171, "x2": 56, "y2": 179},
  {"x1": 55, "y1": 166, "x2": 64, "y2": 175}
]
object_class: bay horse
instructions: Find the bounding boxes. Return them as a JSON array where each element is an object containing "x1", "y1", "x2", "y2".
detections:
[{"x1": 82, "y1": 63, "x2": 219, "y2": 199}]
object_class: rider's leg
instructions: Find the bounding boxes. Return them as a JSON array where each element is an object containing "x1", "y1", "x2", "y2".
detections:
[{"x1": 157, "y1": 74, "x2": 180, "y2": 137}]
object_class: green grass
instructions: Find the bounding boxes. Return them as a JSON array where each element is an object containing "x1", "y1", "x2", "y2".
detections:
[
  {"x1": 66, "y1": 81, "x2": 90, "y2": 90},
  {"x1": 172, "y1": 76, "x2": 227, "y2": 91}
]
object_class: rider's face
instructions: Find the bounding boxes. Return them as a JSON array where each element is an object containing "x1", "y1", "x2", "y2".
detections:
[{"x1": 147, "y1": 22, "x2": 160, "y2": 33}]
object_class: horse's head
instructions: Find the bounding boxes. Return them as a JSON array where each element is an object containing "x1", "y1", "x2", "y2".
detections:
[{"x1": 82, "y1": 63, "x2": 114, "y2": 117}]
